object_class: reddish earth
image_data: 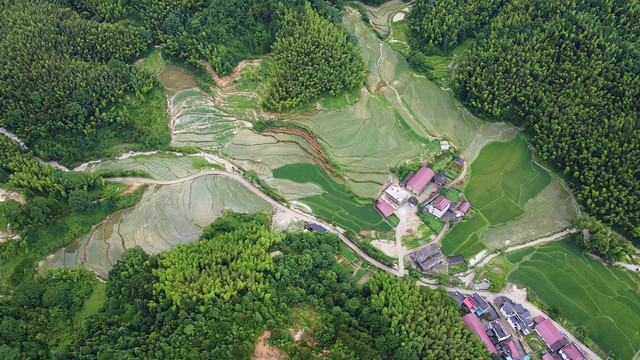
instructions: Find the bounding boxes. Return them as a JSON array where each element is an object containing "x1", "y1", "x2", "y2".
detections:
[
  {"x1": 252, "y1": 331, "x2": 288, "y2": 360},
  {"x1": 266, "y1": 126, "x2": 338, "y2": 176}
]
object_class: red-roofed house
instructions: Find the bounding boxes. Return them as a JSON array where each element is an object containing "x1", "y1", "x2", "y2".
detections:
[
  {"x1": 559, "y1": 343, "x2": 585, "y2": 360},
  {"x1": 542, "y1": 354, "x2": 554, "y2": 360},
  {"x1": 504, "y1": 340, "x2": 520, "y2": 359},
  {"x1": 456, "y1": 201, "x2": 471, "y2": 217},
  {"x1": 535, "y1": 319, "x2": 564, "y2": 350},
  {"x1": 406, "y1": 167, "x2": 434, "y2": 194},
  {"x1": 376, "y1": 200, "x2": 395, "y2": 218},
  {"x1": 535, "y1": 316, "x2": 546, "y2": 324},
  {"x1": 463, "y1": 298, "x2": 475, "y2": 310},
  {"x1": 461, "y1": 313, "x2": 498, "y2": 354},
  {"x1": 428, "y1": 196, "x2": 451, "y2": 218}
]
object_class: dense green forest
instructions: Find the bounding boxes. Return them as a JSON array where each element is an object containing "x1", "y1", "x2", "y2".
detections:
[
  {"x1": 0, "y1": 212, "x2": 490, "y2": 359},
  {"x1": 263, "y1": 3, "x2": 366, "y2": 111},
  {"x1": 0, "y1": 0, "x2": 164, "y2": 165},
  {"x1": 407, "y1": 0, "x2": 504, "y2": 55},
  {"x1": 408, "y1": 0, "x2": 640, "y2": 243}
]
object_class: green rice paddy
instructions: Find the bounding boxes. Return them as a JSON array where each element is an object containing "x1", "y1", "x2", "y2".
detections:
[
  {"x1": 508, "y1": 239, "x2": 640, "y2": 360},
  {"x1": 272, "y1": 163, "x2": 391, "y2": 232},
  {"x1": 440, "y1": 135, "x2": 575, "y2": 257}
]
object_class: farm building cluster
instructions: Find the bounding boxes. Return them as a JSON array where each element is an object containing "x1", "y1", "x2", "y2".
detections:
[
  {"x1": 375, "y1": 155, "x2": 471, "y2": 273},
  {"x1": 449, "y1": 292, "x2": 587, "y2": 360}
]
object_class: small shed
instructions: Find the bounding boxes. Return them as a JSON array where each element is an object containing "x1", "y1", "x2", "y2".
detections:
[
  {"x1": 448, "y1": 255, "x2": 465, "y2": 265},
  {"x1": 453, "y1": 157, "x2": 464, "y2": 165},
  {"x1": 376, "y1": 200, "x2": 395, "y2": 218},
  {"x1": 434, "y1": 171, "x2": 448, "y2": 185}
]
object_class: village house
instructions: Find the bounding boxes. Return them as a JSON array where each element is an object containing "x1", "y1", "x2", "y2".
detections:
[
  {"x1": 463, "y1": 293, "x2": 490, "y2": 316},
  {"x1": 453, "y1": 157, "x2": 464, "y2": 166},
  {"x1": 376, "y1": 200, "x2": 395, "y2": 218},
  {"x1": 383, "y1": 184, "x2": 411, "y2": 207},
  {"x1": 406, "y1": 166, "x2": 434, "y2": 194},
  {"x1": 400, "y1": 171, "x2": 414, "y2": 187},
  {"x1": 558, "y1": 343, "x2": 586, "y2": 360},
  {"x1": 487, "y1": 320, "x2": 511, "y2": 343},
  {"x1": 427, "y1": 196, "x2": 451, "y2": 218},
  {"x1": 456, "y1": 201, "x2": 471, "y2": 217},
  {"x1": 535, "y1": 318, "x2": 566, "y2": 351},
  {"x1": 461, "y1": 313, "x2": 498, "y2": 355},
  {"x1": 448, "y1": 255, "x2": 465, "y2": 265},
  {"x1": 304, "y1": 223, "x2": 328, "y2": 233},
  {"x1": 433, "y1": 171, "x2": 448, "y2": 186},
  {"x1": 410, "y1": 244, "x2": 446, "y2": 273},
  {"x1": 499, "y1": 300, "x2": 534, "y2": 336}
]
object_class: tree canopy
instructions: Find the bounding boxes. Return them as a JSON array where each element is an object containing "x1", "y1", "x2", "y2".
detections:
[
  {"x1": 262, "y1": 3, "x2": 366, "y2": 112},
  {"x1": 408, "y1": 0, "x2": 640, "y2": 243},
  {"x1": 0, "y1": 212, "x2": 491, "y2": 359}
]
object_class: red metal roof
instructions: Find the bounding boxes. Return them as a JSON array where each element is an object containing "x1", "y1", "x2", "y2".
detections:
[
  {"x1": 432, "y1": 196, "x2": 451, "y2": 211},
  {"x1": 376, "y1": 200, "x2": 394, "y2": 218},
  {"x1": 463, "y1": 298, "x2": 475, "y2": 309},
  {"x1": 535, "y1": 319, "x2": 564, "y2": 348},
  {"x1": 461, "y1": 313, "x2": 498, "y2": 354},
  {"x1": 535, "y1": 315, "x2": 546, "y2": 324},
  {"x1": 458, "y1": 201, "x2": 471, "y2": 213},
  {"x1": 542, "y1": 354, "x2": 554, "y2": 360},
  {"x1": 560, "y1": 343, "x2": 585, "y2": 360},
  {"x1": 504, "y1": 340, "x2": 520, "y2": 358},
  {"x1": 406, "y1": 167, "x2": 434, "y2": 193}
]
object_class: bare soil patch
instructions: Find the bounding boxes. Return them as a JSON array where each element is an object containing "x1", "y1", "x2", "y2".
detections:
[
  {"x1": 253, "y1": 331, "x2": 288, "y2": 360},
  {"x1": 266, "y1": 126, "x2": 338, "y2": 176},
  {"x1": 0, "y1": 189, "x2": 26, "y2": 204}
]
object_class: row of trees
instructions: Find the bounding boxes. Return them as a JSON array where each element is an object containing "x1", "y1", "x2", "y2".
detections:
[
  {"x1": 262, "y1": 3, "x2": 366, "y2": 111},
  {"x1": 570, "y1": 215, "x2": 635, "y2": 263},
  {"x1": 408, "y1": 0, "x2": 640, "y2": 243},
  {"x1": 0, "y1": 212, "x2": 492, "y2": 359}
]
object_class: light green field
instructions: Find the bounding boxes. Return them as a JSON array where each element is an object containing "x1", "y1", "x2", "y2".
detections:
[
  {"x1": 89, "y1": 154, "x2": 202, "y2": 180},
  {"x1": 39, "y1": 176, "x2": 272, "y2": 277},
  {"x1": 272, "y1": 163, "x2": 391, "y2": 232},
  {"x1": 508, "y1": 239, "x2": 640, "y2": 360},
  {"x1": 441, "y1": 136, "x2": 576, "y2": 256}
]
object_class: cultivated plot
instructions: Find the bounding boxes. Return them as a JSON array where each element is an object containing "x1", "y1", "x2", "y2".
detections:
[
  {"x1": 508, "y1": 239, "x2": 640, "y2": 360},
  {"x1": 89, "y1": 154, "x2": 203, "y2": 180},
  {"x1": 40, "y1": 176, "x2": 273, "y2": 277},
  {"x1": 440, "y1": 136, "x2": 575, "y2": 256},
  {"x1": 272, "y1": 163, "x2": 391, "y2": 232}
]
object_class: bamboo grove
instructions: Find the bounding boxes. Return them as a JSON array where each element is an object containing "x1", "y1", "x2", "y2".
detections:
[
  {"x1": 0, "y1": 213, "x2": 491, "y2": 359},
  {"x1": 408, "y1": 0, "x2": 640, "y2": 243}
]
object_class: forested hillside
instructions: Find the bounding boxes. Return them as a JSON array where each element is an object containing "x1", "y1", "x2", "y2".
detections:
[
  {"x1": 263, "y1": 3, "x2": 366, "y2": 111},
  {"x1": 0, "y1": 212, "x2": 491, "y2": 359},
  {"x1": 0, "y1": 0, "x2": 170, "y2": 165},
  {"x1": 408, "y1": 0, "x2": 640, "y2": 242}
]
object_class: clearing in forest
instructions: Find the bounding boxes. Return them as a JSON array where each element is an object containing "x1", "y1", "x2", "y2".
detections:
[{"x1": 508, "y1": 239, "x2": 640, "y2": 360}]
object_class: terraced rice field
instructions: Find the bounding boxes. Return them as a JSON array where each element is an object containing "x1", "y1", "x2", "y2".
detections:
[
  {"x1": 89, "y1": 154, "x2": 203, "y2": 180},
  {"x1": 508, "y1": 239, "x2": 640, "y2": 360},
  {"x1": 39, "y1": 176, "x2": 272, "y2": 277},
  {"x1": 441, "y1": 136, "x2": 577, "y2": 256},
  {"x1": 272, "y1": 163, "x2": 391, "y2": 232}
]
